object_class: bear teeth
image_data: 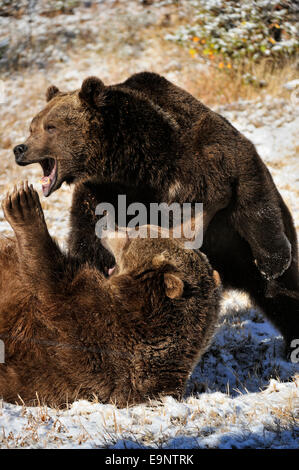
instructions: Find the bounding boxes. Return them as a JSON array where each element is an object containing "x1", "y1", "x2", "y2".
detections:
[{"x1": 40, "y1": 159, "x2": 57, "y2": 197}]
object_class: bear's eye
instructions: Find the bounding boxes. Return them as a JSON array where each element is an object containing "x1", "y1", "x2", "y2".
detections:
[{"x1": 45, "y1": 124, "x2": 56, "y2": 133}]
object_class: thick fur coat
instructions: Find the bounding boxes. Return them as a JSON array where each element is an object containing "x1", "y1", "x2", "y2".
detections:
[
  {"x1": 0, "y1": 184, "x2": 220, "y2": 407},
  {"x1": 13, "y1": 72, "x2": 299, "y2": 353}
]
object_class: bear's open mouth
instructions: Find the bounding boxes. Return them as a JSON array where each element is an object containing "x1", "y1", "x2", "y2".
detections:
[{"x1": 40, "y1": 158, "x2": 57, "y2": 197}]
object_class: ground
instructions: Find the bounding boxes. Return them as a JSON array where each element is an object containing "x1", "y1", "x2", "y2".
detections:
[{"x1": 0, "y1": 0, "x2": 298, "y2": 449}]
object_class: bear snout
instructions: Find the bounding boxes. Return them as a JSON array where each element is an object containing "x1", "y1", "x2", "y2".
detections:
[
  {"x1": 101, "y1": 227, "x2": 129, "y2": 257},
  {"x1": 13, "y1": 144, "x2": 29, "y2": 166}
]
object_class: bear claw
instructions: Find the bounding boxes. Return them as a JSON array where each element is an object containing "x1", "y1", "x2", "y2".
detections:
[
  {"x1": 2, "y1": 182, "x2": 45, "y2": 231},
  {"x1": 254, "y1": 236, "x2": 292, "y2": 280}
]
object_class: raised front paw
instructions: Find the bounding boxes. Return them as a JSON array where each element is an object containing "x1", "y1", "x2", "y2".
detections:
[
  {"x1": 2, "y1": 182, "x2": 45, "y2": 232},
  {"x1": 254, "y1": 234, "x2": 292, "y2": 280}
]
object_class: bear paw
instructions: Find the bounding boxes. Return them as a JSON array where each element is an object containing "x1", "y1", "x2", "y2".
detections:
[
  {"x1": 2, "y1": 182, "x2": 45, "y2": 233},
  {"x1": 254, "y1": 234, "x2": 292, "y2": 280}
]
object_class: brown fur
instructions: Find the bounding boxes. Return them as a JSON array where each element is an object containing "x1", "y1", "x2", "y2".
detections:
[
  {"x1": 0, "y1": 183, "x2": 220, "y2": 407},
  {"x1": 13, "y1": 72, "x2": 299, "y2": 353}
]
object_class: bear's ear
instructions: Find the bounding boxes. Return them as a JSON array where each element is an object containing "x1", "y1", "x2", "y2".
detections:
[
  {"x1": 152, "y1": 255, "x2": 183, "y2": 299},
  {"x1": 79, "y1": 76, "x2": 105, "y2": 108},
  {"x1": 46, "y1": 85, "x2": 60, "y2": 102},
  {"x1": 152, "y1": 253, "x2": 166, "y2": 267},
  {"x1": 164, "y1": 273, "x2": 184, "y2": 299}
]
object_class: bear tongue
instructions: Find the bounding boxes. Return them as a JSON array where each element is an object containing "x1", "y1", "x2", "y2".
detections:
[
  {"x1": 108, "y1": 266, "x2": 116, "y2": 276},
  {"x1": 40, "y1": 161, "x2": 57, "y2": 197}
]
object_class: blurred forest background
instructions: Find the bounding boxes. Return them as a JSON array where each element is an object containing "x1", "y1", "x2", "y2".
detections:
[{"x1": 0, "y1": 0, "x2": 298, "y2": 104}]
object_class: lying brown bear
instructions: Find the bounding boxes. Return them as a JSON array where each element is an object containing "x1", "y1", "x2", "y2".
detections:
[
  {"x1": 0, "y1": 183, "x2": 220, "y2": 407},
  {"x1": 13, "y1": 72, "x2": 299, "y2": 354}
]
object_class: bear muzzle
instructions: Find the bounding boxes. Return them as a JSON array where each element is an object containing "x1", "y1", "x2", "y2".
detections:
[{"x1": 14, "y1": 144, "x2": 30, "y2": 166}]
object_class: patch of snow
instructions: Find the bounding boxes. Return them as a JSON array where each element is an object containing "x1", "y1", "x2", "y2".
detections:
[{"x1": 283, "y1": 79, "x2": 299, "y2": 91}]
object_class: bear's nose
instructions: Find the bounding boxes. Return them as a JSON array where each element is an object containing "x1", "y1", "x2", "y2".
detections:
[{"x1": 14, "y1": 144, "x2": 28, "y2": 163}]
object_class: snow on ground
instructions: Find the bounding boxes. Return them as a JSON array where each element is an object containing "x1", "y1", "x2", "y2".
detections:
[
  {"x1": 0, "y1": 0, "x2": 298, "y2": 450},
  {"x1": 0, "y1": 378, "x2": 298, "y2": 449}
]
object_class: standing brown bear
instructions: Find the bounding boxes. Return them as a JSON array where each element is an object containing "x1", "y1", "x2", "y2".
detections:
[
  {"x1": 0, "y1": 183, "x2": 220, "y2": 407},
  {"x1": 13, "y1": 72, "x2": 299, "y2": 354}
]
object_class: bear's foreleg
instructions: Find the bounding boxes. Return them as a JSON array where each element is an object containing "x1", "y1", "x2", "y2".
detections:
[
  {"x1": 68, "y1": 182, "x2": 116, "y2": 274},
  {"x1": 203, "y1": 208, "x2": 299, "y2": 357},
  {"x1": 1, "y1": 182, "x2": 72, "y2": 297},
  {"x1": 230, "y1": 151, "x2": 292, "y2": 281}
]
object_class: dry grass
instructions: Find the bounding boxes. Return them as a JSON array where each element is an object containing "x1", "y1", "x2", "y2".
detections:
[
  {"x1": 0, "y1": 376, "x2": 298, "y2": 448},
  {"x1": 185, "y1": 59, "x2": 298, "y2": 106},
  {"x1": 135, "y1": 6, "x2": 299, "y2": 106},
  {"x1": 100, "y1": 28, "x2": 298, "y2": 107},
  {"x1": 158, "y1": 39, "x2": 298, "y2": 106}
]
